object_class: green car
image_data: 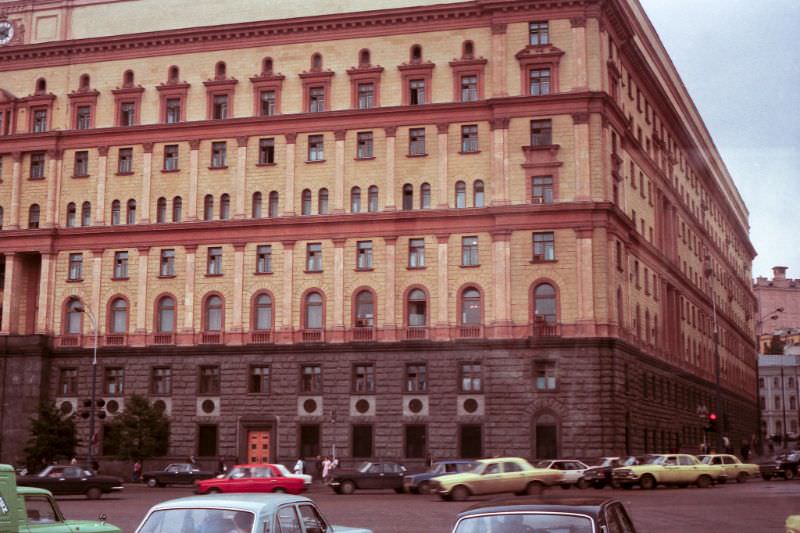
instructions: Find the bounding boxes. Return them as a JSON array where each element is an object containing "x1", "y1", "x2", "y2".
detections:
[{"x1": 0, "y1": 464, "x2": 121, "y2": 533}]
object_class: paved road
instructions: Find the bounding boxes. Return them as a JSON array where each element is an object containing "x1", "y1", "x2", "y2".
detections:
[{"x1": 57, "y1": 479, "x2": 800, "y2": 532}]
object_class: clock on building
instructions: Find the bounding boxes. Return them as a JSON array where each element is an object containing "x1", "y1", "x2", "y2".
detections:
[{"x1": 0, "y1": 20, "x2": 15, "y2": 46}]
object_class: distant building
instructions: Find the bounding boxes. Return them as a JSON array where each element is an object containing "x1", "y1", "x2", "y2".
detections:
[
  {"x1": 759, "y1": 349, "x2": 800, "y2": 443},
  {"x1": 754, "y1": 266, "x2": 800, "y2": 340}
]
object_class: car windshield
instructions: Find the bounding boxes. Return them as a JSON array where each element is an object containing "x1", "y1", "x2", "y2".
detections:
[
  {"x1": 138, "y1": 508, "x2": 255, "y2": 533},
  {"x1": 356, "y1": 462, "x2": 373, "y2": 473},
  {"x1": 273, "y1": 464, "x2": 296, "y2": 477},
  {"x1": 455, "y1": 513, "x2": 594, "y2": 533},
  {"x1": 534, "y1": 461, "x2": 552, "y2": 468}
]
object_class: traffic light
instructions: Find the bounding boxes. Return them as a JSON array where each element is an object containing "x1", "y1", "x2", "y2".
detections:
[{"x1": 706, "y1": 412, "x2": 718, "y2": 433}]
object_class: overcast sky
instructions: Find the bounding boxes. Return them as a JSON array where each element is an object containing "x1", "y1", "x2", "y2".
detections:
[{"x1": 638, "y1": 0, "x2": 800, "y2": 280}]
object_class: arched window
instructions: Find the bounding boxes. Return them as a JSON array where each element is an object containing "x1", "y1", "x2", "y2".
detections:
[
  {"x1": 35, "y1": 78, "x2": 47, "y2": 93},
  {"x1": 420, "y1": 183, "x2": 431, "y2": 209},
  {"x1": 368, "y1": 185, "x2": 379, "y2": 212},
  {"x1": 168, "y1": 65, "x2": 179, "y2": 83},
  {"x1": 157, "y1": 296, "x2": 175, "y2": 333},
  {"x1": 253, "y1": 293, "x2": 273, "y2": 331},
  {"x1": 359, "y1": 49, "x2": 371, "y2": 67},
  {"x1": 305, "y1": 292, "x2": 323, "y2": 329},
  {"x1": 172, "y1": 196, "x2": 182, "y2": 222},
  {"x1": 462, "y1": 40, "x2": 475, "y2": 59},
  {"x1": 473, "y1": 180, "x2": 485, "y2": 207},
  {"x1": 65, "y1": 299, "x2": 83, "y2": 334},
  {"x1": 318, "y1": 188, "x2": 329, "y2": 215},
  {"x1": 111, "y1": 200, "x2": 121, "y2": 225},
  {"x1": 350, "y1": 186, "x2": 361, "y2": 213},
  {"x1": 461, "y1": 288, "x2": 481, "y2": 325},
  {"x1": 455, "y1": 181, "x2": 466, "y2": 208},
  {"x1": 410, "y1": 44, "x2": 422, "y2": 64},
  {"x1": 79, "y1": 74, "x2": 91, "y2": 90},
  {"x1": 123, "y1": 70, "x2": 134, "y2": 87},
  {"x1": 220, "y1": 193, "x2": 231, "y2": 220},
  {"x1": 156, "y1": 197, "x2": 167, "y2": 223},
  {"x1": 402, "y1": 184, "x2": 413, "y2": 210},
  {"x1": 66, "y1": 202, "x2": 77, "y2": 227},
  {"x1": 252, "y1": 192, "x2": 262, "y2": 218},
  {"x1": 355, "y1": 290, "x2": 374, "y2": 327},
  {"x1": 205, "y1": 295, "x2": 223, "y2": 331},
  {"x1": 109, "y1": 297, "x2": 128, "y2": 334},
  {"x1": 262, "y1": 57, "x2": 273, "y2": 75},
  {"x1": 81, "y1": 201, "x2": 91, "y2": 226},
  {"x1": 311, "y1": 53, "x2": 323, "y2": 71},
  {"x1": 268, "y1": 191, "x2": 279, "y2": 217},
  {"x1": 301, "y1": 189, "x2": 312, "y2": 215},
  {"x1": 28, "y1": 204, "x2": 40, "y2": 229},
  {"x1": 204, "y1": 195, "x2": 214, "y2": 220},
  {"x1": 533, "y1": 283, "x2": 557, "y2": 324},
  {"x1": 126, "y1": 199, "x2": 136, "y2": 224},
  {"x1": 407, "y1": 289, "x2": 427, "y2": 327},
  {"x1": 215, "y1": 61, "x2": 226, "y2": 79}
]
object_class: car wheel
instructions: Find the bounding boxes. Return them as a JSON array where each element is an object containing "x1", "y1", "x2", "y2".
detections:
[
  {"x1": 340, "y1": 480, "x2": 356, "y2": 495},
  {"x1": 736, "y1": 472, "x2": 748, "y2": 483},
  {"x1": 696, "y1": 475, "x2": 712, "y2": 489},
  {"x1": 439, "y1": 493, "x2": 453, "y2": 501},
  {"x1": 451, "y1": 485, "x2": 470, "y2": 501},
  {"x1": 785, "y1": 469, "x2": 796, "y2": 481},
  {"x1": 677, "y1": 483, "x2": 689, "y2": 488},
  {"x1": 576, "y1": 478, "x2": 590, "y2": 490},
  {"x1": 146, "y1": 478, "x2": 158, "y2": 488},
  {"x1": 525, "y1": 481, "x2": 545, "y2": 496},
  {"x1": 86, "y1": 487, "x2": 102, "y2": 500},
  {"x1": 417, "y1": 481, "x2": 431, "y2": 494},
  {"x1": 639, "y1": 475, "x2": 656, "y2": 490}
]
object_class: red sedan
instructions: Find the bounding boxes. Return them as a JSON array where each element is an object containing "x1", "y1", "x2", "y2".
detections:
[{"x1": 194, "y1": 464, "x2": 305, "y2": 495}]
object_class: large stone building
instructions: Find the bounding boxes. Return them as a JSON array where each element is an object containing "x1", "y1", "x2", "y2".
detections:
[{"x1": 0, "y1": 0, "x2": 757, "y2": 467}]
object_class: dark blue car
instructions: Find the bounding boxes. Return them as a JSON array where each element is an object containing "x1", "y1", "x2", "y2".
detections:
[{"x1": 403, "y1": 460, "x2": 478, "y2": 494}]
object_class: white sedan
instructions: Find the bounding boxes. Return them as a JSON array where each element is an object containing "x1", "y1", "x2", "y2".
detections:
[
  {"x1": 534, "y1": 460, "x2": 591, "y2": 489},
  {"x1": 273, "y1": 463, "x2": 313, "y2": 488}
]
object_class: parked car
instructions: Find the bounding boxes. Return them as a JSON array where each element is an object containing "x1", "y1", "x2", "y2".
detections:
[
  {"x1": 272, "y1": 463, "x2": 313, "y2": 489},
  {"x1": 451, "y1": 497, "x2": 638, "y2": 533},
  {"x1": 16, "y1": 464, "x2": 124, "y2": 499},
  {"x1": 759, "y1": 451, "x2": 800, "y2": 480},
  {"x1": 534, "y1": 459, "x2": 591, "y2": 489},
  {"x1": 142, "y1": 463, "x2": 216, "y2": 488},
  {"x1": 698, "y1": 454, "x2": 760, "y2": 483},
  {"x1": 613, "y1": 453, "x2": 727, "y2": 489},
  {"x1": 329, "y1": 461, "x2": 407, "y2": 494},
  {"x1": 134, "y1": 493, "x2": 373, "y2": 533},
  {"x1": 787, "y1": 514, "x2": 800, "y2": 533},
  {"x1": 431, "y1": 457, "x2": 562, "y2": 501},
  {"x1": 1, "y1": 463, "x2": 121, "y2": 533},
  {"x1": 582, "y1": 456, "x2": 643, "y2": 489},
  {"x1": 403, "y1": 460, "x2": 478, "y2": 494},
  {"x1": 194, "y1": 464, "x2": 305, "y2": 495}
]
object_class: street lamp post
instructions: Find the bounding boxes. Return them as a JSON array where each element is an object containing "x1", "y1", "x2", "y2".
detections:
[{"x1": 75, "y1": 302, "x2": 99, "y2": 467}]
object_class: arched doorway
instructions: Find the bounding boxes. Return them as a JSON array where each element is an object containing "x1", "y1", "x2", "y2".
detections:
[{"x1": 532, "y1": 412, "x2": 559, "y2": 459}]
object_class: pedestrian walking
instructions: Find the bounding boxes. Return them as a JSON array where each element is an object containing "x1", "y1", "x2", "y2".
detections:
[
  {"x1": 293, "y1": 457, "x2": 305, "y2": 476},
  {"x1": 217, "y1": 457, "x2": 227, "y2": 475},
  {"x1": 322, "y1": 456, "x2": 332, "y2": 483},
  {"x1": 132, "y1": 460, "x2": 142, "y2": 483}
]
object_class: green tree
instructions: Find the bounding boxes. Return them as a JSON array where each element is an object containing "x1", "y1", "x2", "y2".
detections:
[
  {"x1": 24, "y1": 402, "x2": 79, "y2": 470},
  {"x1": 104, "y1": 394, "x2": 169, "y2": 461}
]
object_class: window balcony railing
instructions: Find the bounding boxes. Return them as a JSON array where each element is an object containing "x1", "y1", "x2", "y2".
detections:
[
  {"x1": 59, "y1": 335, "x2": 81, "y2": 347},
  {"x1": 250, "y1": 330, "x2": 273, "y2": 344},
  {"x1": 531, "y1": 322, "x2": 561, "y2": 337},
  {"x1": 152, "y1": 333, "x2": 174, "y2": 345},
  {"x1": 302, "y1": 329, "x2": 323, "y2": 342},
  {"x1": 352, "y1": 326, "x2": 375, "y2": 342},
  {"x1": 200, "y1": 332, "x2": 223, "y2": 344},
  {"x1": 405, "y1": 326, "x2": 428, "y2": 340},
  {"x1": 104, "y1": 334, "x2": 127, "y2": 346},
  {"x1": 457, "y1": 325, "x2": 482, "y2": 338}
]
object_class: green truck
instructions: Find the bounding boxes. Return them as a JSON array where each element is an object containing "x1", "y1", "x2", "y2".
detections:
[{"x1": 0, "y1": 464, "x2": 120, "y2": 532}]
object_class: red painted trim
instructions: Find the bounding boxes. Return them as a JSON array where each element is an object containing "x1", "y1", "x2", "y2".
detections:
[
  {"x1": 105, "y1": 293, "x2": 131, "y2": 334},
  {"x1": 528, "y1": 278, "x2": 561, "y2": 324},
  {"x1": 449, "y1": 58, "x2": 487, "y2": 102},
  {"x1": 153, "y1": 292, "x2": 179, "y2": 334},
  {"x1": 300, "y1": 71, "x2": 334, "y2": 113},
  {"x1": 249, "y1": 289, "x2": 275, "y2": 331},
  {"x1": 299, "y1": 287, "x2": 327, "y2": 329},
  {"x1": 112, "y1": 86, "x2": 144, "y2": 127},
  {"x1": 350, "y1": 285, "x2": 378, "y2": 328},
  {"x1": 200, "y1": 290, "x2": 226, "y2": 332},
  {"x1": 157, "y1": 82, "x2": 190, "y2": 123},
  {"x1": 347, "y1": 66, "x2": 384, "y2": 109},
  {"x1": 250, "y1": 74, "x2": 285, "y2": 117},
  {"x1": 61, "y1": 296, "x2": 84, "y2": 335},
  {"x1": 67, "y1": 89, "x2": 99, "y2": 130},
  {"x1": 399, "y1": 62, "x2": 434, "y2": 106},
  {"x1": 455, "y1": 282, "x2": 485, "y2": 326},
  {"x1": 204, "y1": 79, "x2": 237, "y2": 120},
  {"x1": 401, "y1": 284, "x2": 430, "y2": 328},
  {"x1": 515, "y1": 45, "x2": 564, "y2": 96}
]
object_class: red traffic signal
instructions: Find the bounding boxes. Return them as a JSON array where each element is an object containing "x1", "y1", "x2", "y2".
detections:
[{"x1": 708, "y1": 413, "x2": 717, "y2": 421}]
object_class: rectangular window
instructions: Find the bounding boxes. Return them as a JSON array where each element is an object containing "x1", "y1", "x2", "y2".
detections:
[
  {"x1": 300, "y1": 365, "x2": 322, "y2": 393},
  {"x1": 306, "y1": 243, "x2": 322, "y2": 272},
  {"x1": 160, "y1": 249, "x2": 175, "y2": 277},
  {"x1": 358, "y1": 83, "x2": 374, "y2": 109},
  {"x1": 211, "y1": 142, "x2": 227, "y2": 168},
  {"x1": 532, "y1": 232, "x2": 555, "y2": 262},
  {"x1": 531, "y1": 175, "x2": 554, "y2": 204},
  {"x1": 461, "y1": 236, "x2": 479, "y2": 266},
  {"x1": 409, "y1": 128, "x2": 426, "y2": 155},
  {"x1": 530, "y1": 119, "x2": 552, "y2": 146},
  {"x1": 460, "y1": 425, "x2": 482, "y2": 459},
  {"x1": 352, "y1": 364, "x2": 375, "y2": 393},
  {"x1": 256, "y1": 245, "x2": 272, "y2": 274},
  {"x1": 357, "y1": 241, "x2": 373, "y2": 270},
  {"x1": 59, "y1": 368, "x2": 78, "y2": 395},
  {"x1": 461, "y1": 125, "x2": 479, "y2": 153},
  {"x1": 76, "y1": 106, "x2": 91, "y2": 130},
  {"x1": 529, "y1": 21, "x2": 550, "y2": 45},
  {"x1": 113, "y1": 251, "x2": 129, "y2": 279},
  {"x1": 405, "y1": 425, "x2": 427, "y2": 458},
  {"x1": 258, "y1": 138, "x2": 275, "y2": 165},
  {"x1": 260, "y1": 90, "x2": 276, "y2": 116},
  {"x1": 30, "y1": 152, "x2": 45, "y2": 179},
  {"x1": 163, "y1": 145, "x2": 179, "y2": 171},
  {"x1": 120, "y1": 102, "x2": 135, "y2": 126},
  {"x1": 405, "y1": 363, "x2": 427, "y2": 393},
  {"x1": 118, "y1": 148, "x2": 133, "y2": 173},
  {"x1": 357, "y1": 132, "x2": 374, "y2": 159},
  {"x1": 151, "y1": 367, "x2": 172, "y2": 395},
  {"x1": 74, "y1": 151, "x2": 89, "y2": 177},
  {"x1": 213, "y1": 95, "x2": 228, "y2": 119},
  {"x1": 308, "y1": 135, "x2": 324, "y2": 161},
  {"x1": 32, "y1": 109, "x2": 48, "y2": 132},
  {"x1": 352, "y1": 425, "x2": 373, "y2": 458},
  {"x1": 199, "y1": 365, "x2": 220, "y2": 394},
  {"x1": 461, "y1": 75, "x2": 478, "y2": 102},
  {"x1": 460, "y1": 362, "x2": 482, "y2": 393},
  {"x1": 309, "y1": 87, "x2": 325, "y2": 113},
  {"x1": 409, "y1": 79, "x2": 426, "y2": 105},
  {"x1": 249, "y1": 366, "x2": 271, "y2": 394},
  {"x1": 165, "y1": 98, "x2": 181, "y2": 124},
  {"x1": 104, "y1": 367, "x2": 124, "y2": 395},
  {"x1": 198, "y1": 425, "x2": 218, "y2": 457},
  {"x1": 68, "y1": 253, "x2": 83, "y2": 281},
  {"x1": 529, "y1": 68, "x2": 551, "y2": 96},
  {"x1": 534, "y1": 360, "x2": 556, "y2": 390},
  {"x1": 408, "y1": 238, "x2": 425, "y2": 268},
  {"x1": 207, "y1": 247, "x2": 222, "y2": 275}
]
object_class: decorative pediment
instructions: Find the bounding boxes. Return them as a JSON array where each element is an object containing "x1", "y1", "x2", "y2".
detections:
[
  {"x1": 521, "y1": 144, "x2": 562, "y2": 169},
  {"x1": 515, "y1": 44, "x2": 565, "y2": 62},
  {"x1": 202, "y1": 78, "x2": 238, "y2": 89}
]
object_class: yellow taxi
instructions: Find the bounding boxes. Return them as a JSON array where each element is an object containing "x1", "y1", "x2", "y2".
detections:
[
  {"x1": 430, "y1": 457, "x2": 562, "y2": 501},
  {"x1": 698, "y1": 454, "x2": 760, "y2": 483},
  {"x1": 613, "y1": 453, "x2": 727, "y2": 489}
]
